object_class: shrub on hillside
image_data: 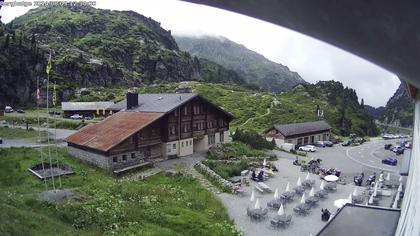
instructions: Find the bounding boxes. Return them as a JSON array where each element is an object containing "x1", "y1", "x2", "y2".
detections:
[{"x1": 232, "y1": 128, "x2": 275, "y2": 150}]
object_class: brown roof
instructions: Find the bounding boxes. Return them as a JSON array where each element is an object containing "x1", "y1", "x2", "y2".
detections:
[{"x1": 66, "y1": 111, "x2": 164, "y2": 152}]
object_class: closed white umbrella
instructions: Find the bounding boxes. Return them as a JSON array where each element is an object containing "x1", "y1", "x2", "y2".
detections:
[
  {"x1": 301, "y1": 193, "x2": 306, "y2": 204},
  {"x1": 386, "y1": 173, "x2": 391, "y2": 181},
  {"x1": 277, "y1": 204, "x2": 285, "y2": 216},
  {"x1": 274, "y1": 188, "x2": 279, "y2": 199},
  {"x1": 263, "y1": 158, "x2": 267, "y2": 166},
  {"x1": 398, "y1": 183, "x2": 403, "y2": 193},
  {"x1": 320, "y1": 180, "x2": 325, "y2": 190},
  {"x1": 305, "y1": 172, "x2": 310, "y2": 180},
  {"x1": 309, "y1": 187, "x2": 315, "y2": 197},
  {"x1": 348, "y1": 193, "x2": 353, "y2": 203},
  {"x1": 285, "y1": 182, "x2": 290, "y2": 192},
  {"x1": 373, "y1": 182, "x2": 378, "y2": 197},
  {"x1": 392, "y1": 196, "x2": 399, "y2": 209},
  {"x1": 254, "y1": 198, "x2": 261, "y2": 209},
  {"x1": 250, "y1": 190, "x2": 255, "y2": 202},
  {"x1": 399, "y1": 176, "x2": 403, "y2": 182},
  {"x1": 395, "y1": 192, "x2": 400, "y2": 202},
  {"x1": 297, "y1": 177, "x2": 302, "y2": 186},
  {"x1": 353, "y1": 186, "x2": 359, "y2": 196},
  {"x1": 368, "y1": 194, "x2": 374, "y2": 205}
]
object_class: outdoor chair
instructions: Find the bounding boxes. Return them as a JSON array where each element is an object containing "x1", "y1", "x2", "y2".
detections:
[{"x1": 286, "y1": 215, "x2": 292, "y2": 225}]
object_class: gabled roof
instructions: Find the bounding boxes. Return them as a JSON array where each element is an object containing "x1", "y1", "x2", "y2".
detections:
[
  {"x1": 112, "y1": 93, "x2": 234, "y2": 119},
  {"x1": 112, "y1": 93, "x2": 198, "y2": 113},
  {"x1": 272, "y1": 120, "x2": 331, "y2": 137},
  {"x1": 62, "y1": 102, "x2": 114, "y2": 111},
  {"x1": 65, "y1": 111, "x2": 164, "y2": 152}
]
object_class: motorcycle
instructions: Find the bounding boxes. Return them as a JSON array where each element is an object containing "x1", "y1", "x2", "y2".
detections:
[{"x1": 366, "y1": 174, "x2": 376, "y2": 186}]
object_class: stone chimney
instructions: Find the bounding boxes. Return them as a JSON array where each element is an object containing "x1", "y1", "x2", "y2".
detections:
[{"x1": 126, "y1": 92, "x2": 139, "y2": 110}]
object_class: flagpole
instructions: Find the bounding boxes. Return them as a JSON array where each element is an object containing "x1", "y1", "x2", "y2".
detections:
[
  {"x1": 46, "y1": 50, "x2": 56, "y2": 191},
  {"x1": 37, "y1": 76, "x2": 48, "y2": 191}
]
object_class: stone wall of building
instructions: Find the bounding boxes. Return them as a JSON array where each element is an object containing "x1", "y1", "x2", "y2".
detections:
[{"x1": 68, "y1": 146, "x2": 111, "y2": 170}]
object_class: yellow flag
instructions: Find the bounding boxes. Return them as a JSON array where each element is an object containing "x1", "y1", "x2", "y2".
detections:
[
  {"x1": 46, "y1": 53, "x2": 52, "y2": 75},
  {"x1": 96, "y1": 108, "x2": 99, "y2": 115}
]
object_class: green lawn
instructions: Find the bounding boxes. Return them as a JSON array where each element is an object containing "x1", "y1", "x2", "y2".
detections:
[
  {"x1": 0, "y1": 126, "x2": 48, "y2": 139},
  {"x1": 0, "y1": 148, "x2": 241, "y2": 236}
]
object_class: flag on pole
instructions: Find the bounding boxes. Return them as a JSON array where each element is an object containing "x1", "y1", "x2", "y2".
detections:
[
  {"x1": 36, "y1": 87, "x2": 41, "y2": 106},
  {"x1": 46, "y1": 52, "x2": 52, "y2": 75},
  {"x1": 52, "y1": 82, "x2": 57, "y2": 106}
]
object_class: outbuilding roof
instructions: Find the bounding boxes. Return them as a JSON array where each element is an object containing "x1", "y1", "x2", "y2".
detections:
[
  {"x1": 112, "y1": 93, "x2": 198, "y2": 113},
  {"x1": 62, "y1": 102, "x2": 114, "y2": 111},
  {"x1": 273, "y1": 120, "x2": 331, "y2": 137},
  {"x1": 65, "y1": 111, "x2": 164, "y2": 152}
]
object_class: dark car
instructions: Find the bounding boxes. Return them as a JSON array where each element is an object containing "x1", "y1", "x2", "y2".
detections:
[
  {"x1": 314, "y1": 141, "x2": 326, "y2": 147},
  {"x1": 382, "y1": 158, "x2": 398, "y2": 166},
  {"x1": 359, "y1": 138, "x2": 366, "y2": 144},
  {"x1": 341, "y1": 140, "x2": 351, "y2": 146},
  {"x1": 16, "y1": 109, "x2": 25, "y2": 113},
  {"x1": 324, "y1": 141, "x2": 334, "y2": 147},
  {"x1": 0, "y1": 137, "x2": 2, "y2": 144},
  {"x1": 384, "y1": 144, "x2": 392, "y2": 150}
]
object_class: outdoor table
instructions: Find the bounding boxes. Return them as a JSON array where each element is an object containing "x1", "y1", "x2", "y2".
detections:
[
  {"x1": 352, "y1": 195, "x2": 364, "y2": 204},
  {"x1": 248, "y1": 208, "x2": 268, "y2": 220},
  {"x1": 281, "y1": 191, "x2": 295, "y2": 201},
  {"x1": 293, "y1": 186, "x2": 305, "y2": 195},
  {"x1": 302, "y1": 179, "x2": 315, "y2": 189},
  {"x1": 305, "y1": 196, "x2": 319, "y2": 206},
  {"x1": 315, "y1": 190, "x2": 328, "y2": 198},
  {"x1": 294, "y1": 203, "x2": 311, "y2": 215},
  {"x1": 324, "y1": 175, "x2": 339, "y2": 182},
  {"x1": 271, "y1": 214, "x2": 289, "y2": 227},
  {"x1": 267, "y1": 198, "x2": 285, "y2": 209}
]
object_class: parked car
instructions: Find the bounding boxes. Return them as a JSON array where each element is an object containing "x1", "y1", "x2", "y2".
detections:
[
  {"x1": 384, "y1": 144, "x2": 392, "y2": 150},
  {"x1": 341, "y1": 140, "x2": 351, "y2": 146},
  {"x1": 70, "y1": 114, "x2": 83, "y2": 119},
  {"x1": 4, "y1": 106, "x2": 13, "y2": 113},
  {"x1": 382, "y1": 158, "x2": 398, "y2": 166},
  {"x1": 298, "y1": 145, "x2": 316, "y2": 152},
  {"x1": 331, "y1": 136, "x2": 342, "y2": 144},
  {"x1": 314, "y1": 141, "x2": 325, "y2": 147},
  {"x1": 49, "y1": 111, "x2": 61, "y2": 116},
  {"x1": 0, "y1": 137, "x2": 2, "y2": 144},
  {"x1": 404, "y1": 142, "x2": 412, "y2": 149},
  {"x1": 324, "y1": 141, "x2": 334, "y2": 147},
  {"x1": 16, "y1": 109, "x2": 25, "y2": 113},
  {"x1": 358, "y1": 138, "x2": 366, "y2": 144}
]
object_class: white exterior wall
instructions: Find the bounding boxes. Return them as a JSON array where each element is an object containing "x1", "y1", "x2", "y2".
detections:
[
  {"x1": 179, "y1": 138, "x2": 194, "y2": 157},
  {"x1": 194, "y1": 135, "x2": 207, "y2": 152},
  {"x1": 223, "y1": 131, "x2": 232, "y2": 143},
  {"x1": 395, "y1": 94, "x2": 420, "y2": 236}
]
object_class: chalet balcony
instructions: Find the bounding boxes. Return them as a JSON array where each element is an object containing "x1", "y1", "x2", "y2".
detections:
[
  {"x1": 138, "y1": 137, "x2": 162, "y2": 147},
  {"x1": 193, "y1": 130, "x2": 206, "y2": 137},
  {"x1": 181, "y1": 115, "x2": 192, "y2": 121},
  {"x1": 181, "y1": 132, "x2": 192, "y2": 139}
]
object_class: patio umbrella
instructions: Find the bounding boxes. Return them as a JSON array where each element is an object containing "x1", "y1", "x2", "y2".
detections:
[
  {"x1": 305, "y1": 172, "x2": 310, "y2": 180},
  {"x1": 274, "y1": 188, "x2": 279, "y2": 199},
  {"x1": 368, "y1": 194, "x2": 374, "y2": 205},
  {"x1": 297, "y1": 177, "x2": 302, "y2": 186},
  {"x1": 399, "y1": 176, "x2": 403, "y2": 182},
  {"x1": 320, "y1": 180, "x2": 325, "y2": 190},
  {"x1": 254, "y1": 198, "x2": 261, "y2": 209},
  {"x1": 300, "y1": 193, "x2": 306, "y2": 204},
  {"x1": 285, "y1": 182, "x2": 290, "y2": 192},
  {"x1": 277, "y1": 204, "x2": 285, "y2": 216},
  {"x1": 386, "y1": 173, "x2": 390, "y2": 181},
  {"x1": 392, "y1": 196, "x2": 399, "y2": 209},
  {"x1": 395, "y1": 192, "x2": 400, "y2": 202},
  {"x1": 348, "y1": 193, "x2": 353, "y2": 203},
  {"x1": 398, "y1": 183, "x2": 403, "y2": 193},
  {"x1": 309, "y1": 187, "x2": 315, "y2": 197},
  {"x1": 250, "y1": 190, "x2": 255, "y2": 202},
  {"x1": 353, "y1": 186, "x2": 359, "y2": 196},
  {"x1": 373, "y1": 183, "x2": 378, "y2": 197},
  {"x1": 263, "y1": 158, "x2": 267, "y2": 166}
]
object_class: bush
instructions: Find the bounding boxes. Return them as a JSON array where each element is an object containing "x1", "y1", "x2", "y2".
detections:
[
  {"x1": 232, "y1": 128, "x2": 275, "y2": 150},
  {"x1": 202, "y1": 159, "x2": 248, "y2": 179}
]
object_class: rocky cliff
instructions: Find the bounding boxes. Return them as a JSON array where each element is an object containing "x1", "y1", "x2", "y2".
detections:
[
  {"x1": 380, "y1": 82, "x2": 414, "y2": 127},
  {"x1": 175, "y1": 35, "x2": 307, "y2": 92}
]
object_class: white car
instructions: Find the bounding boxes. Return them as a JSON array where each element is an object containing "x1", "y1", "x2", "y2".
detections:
[
  {"x1": 4, "y1": 106, "x2": 13, "y2": 113},
  {"x1": 298, "y1": 145, "x2": 316, "y2": 152},
  {"x1": 70, "y1": 114, "x2": 83, "y2": 119}
]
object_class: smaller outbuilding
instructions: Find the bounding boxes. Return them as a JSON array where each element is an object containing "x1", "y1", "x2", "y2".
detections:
[
  {"x1": 265, "y1": 120, "x2": 331, "y2": 146},
  {"x1": 61, "y1": 102, "x2": 115, "y2": 119}
]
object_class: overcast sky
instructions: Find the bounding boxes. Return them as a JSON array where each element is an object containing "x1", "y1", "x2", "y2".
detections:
[{"x1": 1, "y1": 0, "x2": 400, "y2": 107}]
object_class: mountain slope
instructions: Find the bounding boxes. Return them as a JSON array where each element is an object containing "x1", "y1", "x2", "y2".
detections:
[
  {"x1": 364, "y1": 105, "x2": 385, "y2": 120},
  {"x1": 1, "y1": 6, "x2": 246, "y2": 105},
  {"x1": 175, "y1": 35, "x2": 306, "y2": 92},
  {"x1": 380, "y1": 83, "x2": 414, "y2": 127}
]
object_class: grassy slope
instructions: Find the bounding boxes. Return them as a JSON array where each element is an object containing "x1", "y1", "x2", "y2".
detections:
[
  {"x1": 0, "y1": 126, "x2": 48, "y2": 139},
  {"x1": 0, "y1": 148, "x2": 239, "y2": 236}
]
